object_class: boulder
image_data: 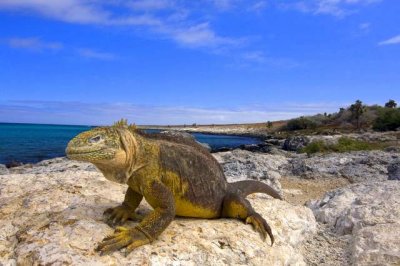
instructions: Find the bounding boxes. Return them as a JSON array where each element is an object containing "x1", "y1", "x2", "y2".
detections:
[
  {"x1": 307, "y1": 181, "x2": 400, "y2": 265},
  {"x1": 213, "y1": 150, "x2": 288, "y2": 195},
  {"x1": 0, "y1": 159, "x2": 316, "y2": 265},
  {"x1": 282, "y1": 136, "x2": 310, "y2": 151},
  {"x1": 284, "y1": 151, "x2": 399, "y2": 183}
]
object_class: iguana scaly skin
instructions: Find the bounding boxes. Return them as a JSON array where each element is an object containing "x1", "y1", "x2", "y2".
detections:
[{"x1": 66, "y1": 120, "x2": 282, "y2": 255}]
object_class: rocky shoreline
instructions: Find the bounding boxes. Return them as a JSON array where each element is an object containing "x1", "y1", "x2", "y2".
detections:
[{"x1": 0, "y1": 131, "x2": 399, "y2": 265}]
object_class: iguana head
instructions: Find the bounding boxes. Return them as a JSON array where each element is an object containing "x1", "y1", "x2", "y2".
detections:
[
  {"x1": 66, "y1": 120, "x2": 139, "y2": 182},
  {"x1": 66, "y1": 126, "x2": 123, "y2": 163}
]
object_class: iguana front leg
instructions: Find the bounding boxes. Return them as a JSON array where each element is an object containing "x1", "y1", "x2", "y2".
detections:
[
  {"x1": 104, "y1": 187, "x2": 143, "y2": 225},
  {"x1": 96, "y1": 181, "x2": 176, "y2": 255}
]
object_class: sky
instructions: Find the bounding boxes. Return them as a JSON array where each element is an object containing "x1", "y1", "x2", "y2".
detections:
[{"x1": 0, "y1": 0, "x2": 399, "y2": 125}]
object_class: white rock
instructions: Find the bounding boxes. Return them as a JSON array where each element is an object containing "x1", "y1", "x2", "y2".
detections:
[
  {"x1": 213, "y1": 150, "x2": 288, "y2": 194},
  {"x1": 0, "y1": 159, "x2": 316, "y2": 265},
  {"x1": 286, "y1": 151, "x2": 399, "y2": 183},
  {"x1": 308, "y1": 181, "x2": 400, "y2": 265}
]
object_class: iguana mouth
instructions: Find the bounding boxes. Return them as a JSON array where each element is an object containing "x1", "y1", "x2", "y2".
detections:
[{"x1": 66, "y1": 147, "x2": 107, "y2": 156}]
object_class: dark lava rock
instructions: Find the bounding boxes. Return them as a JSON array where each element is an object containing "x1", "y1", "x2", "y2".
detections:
[
  {"x1": 388, "y1": 159, "x2": 400, "y2": 180},
  {"x1": 282, "y1": 136, "x2": 310, "y2": 151}
]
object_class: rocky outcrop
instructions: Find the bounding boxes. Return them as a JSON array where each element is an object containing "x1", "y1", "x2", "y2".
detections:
[
  {"x1": 284, "y1": 151, "x2": 399, "y2": 183},
  {"x1": 213, "y1": 150, "x2": 288, "y2": 195},
  {"x1": 0, "y1": 158, "x2": 316, "y2": 265},
  {"x1": 282, "y1": 136, "x2": 310, "y2": 151},
  {"x1": 307, "y1": 181, "x2": 400, "y2": 265}
]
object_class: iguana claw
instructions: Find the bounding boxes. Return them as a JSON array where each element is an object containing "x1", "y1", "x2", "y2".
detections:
[
  {"x1": 104, "y1": 205, "x2": 144, "y2": 226},
  {"x1": 96, "y1": 226, "x2": 150, "y2": 255},
  {"x1": 246, "y1": 213, "x2": 274, "y2": 246}
]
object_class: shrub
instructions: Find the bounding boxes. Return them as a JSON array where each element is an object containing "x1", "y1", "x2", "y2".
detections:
[
  {"x1": 333, "y1": 137, "x2": 373, "y2": 152},
  {"x1": 301, "y1": 137, "x2": 385, "y2": 155},
  {"x1": 373, "y1": 108, "x2": 400, "y2": 131},
  {"x1": 300, "y1": 141, "x2": 328, "y2": 154},
  {"x1": 284, "y1": 117, "x2": 317, "y2": 131}
]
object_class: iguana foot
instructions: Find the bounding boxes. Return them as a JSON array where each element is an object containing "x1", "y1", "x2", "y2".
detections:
[
  {"x1": 104, "y1": 205, "x2": 144, "y2": 226},
  {"x1": 246, "y1": 213, "x2": 274, "y2": 246},
  {"x1": 96, "y1": 226, "x2": 150, "y2": 255}
]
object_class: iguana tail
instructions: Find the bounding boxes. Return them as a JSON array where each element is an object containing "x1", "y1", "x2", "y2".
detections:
[{"x1": 229, "y1": 180, "x2": 283, "y2": 200}]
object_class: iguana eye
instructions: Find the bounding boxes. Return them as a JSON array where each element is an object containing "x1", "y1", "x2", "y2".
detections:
[{"x1": 89, "y1": 135, "x2": 102, "y2": 143}]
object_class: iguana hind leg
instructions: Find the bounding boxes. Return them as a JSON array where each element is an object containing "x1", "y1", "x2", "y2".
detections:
[{"x1": 221, "y1": 193, "x2": 274, "y2": 246}]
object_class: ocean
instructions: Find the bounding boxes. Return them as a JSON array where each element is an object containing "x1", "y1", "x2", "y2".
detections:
[{"x1": 0, "y1": 123, "x2": 263, "y2": 165}]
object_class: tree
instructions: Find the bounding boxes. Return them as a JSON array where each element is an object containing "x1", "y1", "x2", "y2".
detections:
[
  {"x1": 385, "y1": 99, "x2": 397, "y2": 108},
  {"x1": 349, "y1": 100, "x2": 365, "y2": 129},
  {"x1": 266, "y1": 121, "x2": 273, "y2": 129}
]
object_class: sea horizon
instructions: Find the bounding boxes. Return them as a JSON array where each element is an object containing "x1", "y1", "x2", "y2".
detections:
[{"x1": 0, "y1": 123, "x2": 263, "y2": 165}]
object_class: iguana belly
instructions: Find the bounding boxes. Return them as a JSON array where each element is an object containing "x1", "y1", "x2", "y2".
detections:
[{"x1": 174, "y1": 196, "x2": 219, "y2": 218}]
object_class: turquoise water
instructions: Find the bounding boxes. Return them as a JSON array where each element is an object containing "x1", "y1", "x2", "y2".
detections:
[{"x1": 0, "y1": 123, "x2": 262, "y2": 165}]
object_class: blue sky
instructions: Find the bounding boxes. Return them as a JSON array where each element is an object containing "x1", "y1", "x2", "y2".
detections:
[{"x1": 0, "y1": 0, "x2": 399, "y2": 125}]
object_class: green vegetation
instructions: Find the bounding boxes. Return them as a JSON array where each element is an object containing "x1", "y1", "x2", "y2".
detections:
[
  {"x1": 283, "y1": 116, "x2": 317, "y2": 131},
  {"x1": 300, "y1": 137, "x2": 388, "y2": 155},
  {"x1": 280, "y1": 99, "x2": 400, "y2": 133},
  {"x1": 373, "y1": 107, "x2": 400, "y2": 131}
]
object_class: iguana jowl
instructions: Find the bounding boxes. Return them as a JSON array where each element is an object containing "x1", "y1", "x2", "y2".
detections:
[{"x1": 66, "y1": 121, "x2": 282, "y2": 255}]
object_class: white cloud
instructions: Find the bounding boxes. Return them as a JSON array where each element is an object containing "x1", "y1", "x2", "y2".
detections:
[
  {"x1": 209, "y1": 0, "x2": 237, "y2": 10},
  {"x1": 168, "y1": 23, "x2": 240, "y2": 48},
  {"x1": 359, "y1": 22, "x2": 370, "y2": 30},
  {"x1": 77, "y1": 48, "x2": 117, "y2": 60},
  {"x1": 248, "y1": 1, "x2": 268, "y2": 12},
  {"x1": 378, "y1": 35, "x2": 400, "y2": 46},
  {"x1": 0, "y1": 100, "x2": 345, "y2": 125},
  {"x1": 280, "y1": 0, "x2": 382, "y2": 17},
  {"x1": 0, "y1": 0, "x2": 242, "y2": 50},
  {"x1": 0, "y1": 0, "x2": 110, "y2": 24},
  {"x1": 5, "y1": 37, "x2": 63, "y2": 51},
  {"x1": 127, "y1": 0, "x2": 174, "y2": 10}
]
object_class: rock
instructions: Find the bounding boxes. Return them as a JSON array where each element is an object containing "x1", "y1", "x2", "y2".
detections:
[
  {"x1": 352, "y1": 223, "x2": 400, "y2": 265},
  {"x1": 5, "y1": 161, "x2": 23, "y2": 168},
  {"x1": 213, "y1": 150, "x2": 288, "y2": 195},
  {"x1": 384, "y1": 146, "x2": 400, "y2": 153},
  {"x1": 347, "y1": 131, "x2": 398, "y2": 142},
  {"x1": 388, "y1": 159, "x2": 400, "y2": 180},
  {"x1": 0, "y1": 159, "x2": 316, "y2": 265},
  {"x1": 159, "y1": 130, "x2": 196, "y2": 141},
  {"x1": 308, "y1": 135, "x2": 342, "y2": 146},
  {"x1": 307, "y1": 181, "x2": 400, "y2": 265},
  {"x1": 239, "y1": 143, "x2": 273, "y2": 153},
  {"x1": 282, "y1": 136, "x2": 310, "y2": 151},
  {"x1": 284, "y1": 151, "x2": 399, "y2": 183},
  {"x1": 8, "y1": 157, "x2": 98, "y2": 174},
  {"x1": 0, "y1": 164, "x2": 9, "y2": 175},
  {"x1": 265, "y1": 138, "x2": 285, "y2": 146}
]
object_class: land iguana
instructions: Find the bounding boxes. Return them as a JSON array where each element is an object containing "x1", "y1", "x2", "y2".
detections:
[{"x1": 66, "y1": 120, "x2": 282, "y2": 255}]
